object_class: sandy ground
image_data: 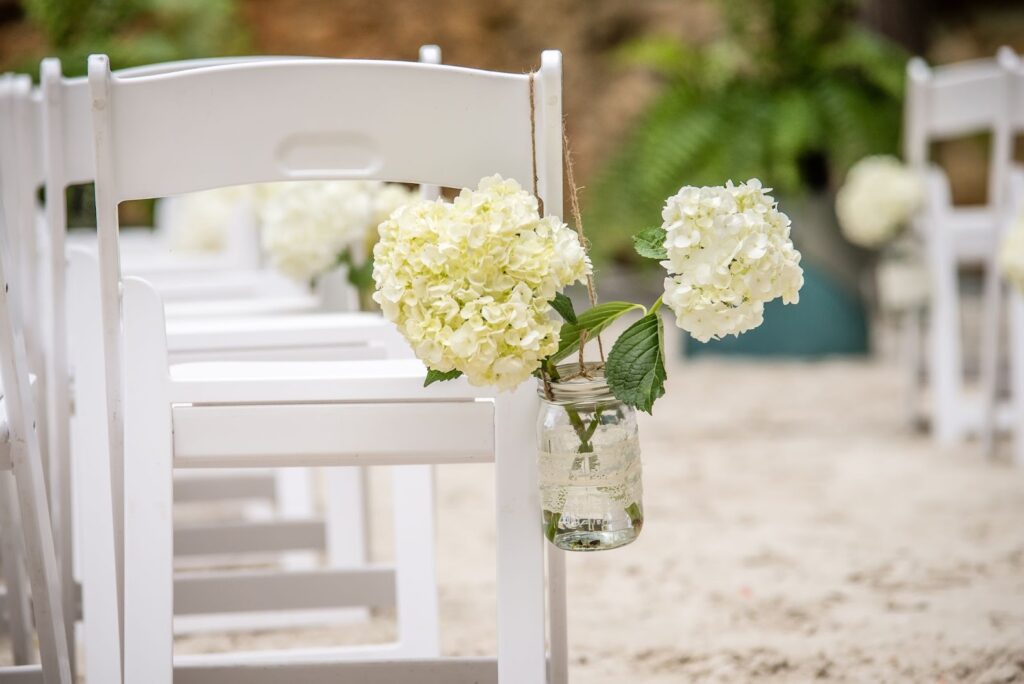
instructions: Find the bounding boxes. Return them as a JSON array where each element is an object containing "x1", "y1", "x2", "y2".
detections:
[
  {"x1": 4, "y1": 358, "x2": 1020, "y2": 681},
  {"x1": 172, "y1": 358, "x2": 1024, "y2": 682}
]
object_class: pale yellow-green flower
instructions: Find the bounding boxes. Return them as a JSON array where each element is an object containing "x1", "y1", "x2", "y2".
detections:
[
  {"x1": 260, "y1": 181, "x2": 379, "y2": 283},
  {"x1": 1000, "y1": 211, "x2": 1024, "y2": 294},
  {"x1": 660, "y1": 179, "x2": 803, "y2": 342},
  {"x1": 372, "y1": 175, "x2": 591, "y2": 390},
  {"x1": 836, "y1": 155, "x2": 923, "y2": 248},
  {"x1": 163, "y1": 185, "x2": 251, "y2": 253}
]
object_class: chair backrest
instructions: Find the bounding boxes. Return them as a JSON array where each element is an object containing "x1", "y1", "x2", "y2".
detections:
[
  {"x1": 1001, "y1": 48, "x2": 1024, "y2": 133},
  {"x1": 88, "y1": 50, "x2": 564, "y2": 474},
  {"x1": 904, "y1": 49, "x2": 1016, "y2": 207}
]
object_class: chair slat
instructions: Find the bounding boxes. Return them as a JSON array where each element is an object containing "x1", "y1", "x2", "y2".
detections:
[
  {"x1": 172, "y1": 401, "x2": 495, "y2": 468},
  {"x1": 174, "y1": 567, "x2": 395, "y2": 614},
  {"x1": 103, "y1": 60, "x2": 534, "y2": 201}
]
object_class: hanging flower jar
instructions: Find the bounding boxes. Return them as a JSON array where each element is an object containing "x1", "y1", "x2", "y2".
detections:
[
  {"x1": 371, "y1": 172, "x2": 803, "y2": 552},
  {"x1": 538, "y1": 362, "x2": 643, "y2": 551}
]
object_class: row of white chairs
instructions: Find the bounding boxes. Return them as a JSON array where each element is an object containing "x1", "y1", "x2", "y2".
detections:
[
  {"x1": 1, "y1": 52, "x2": 427, "y2": 678},
  {"x1": 902, "y1": 46, "x2": 1024, "y2": 464},
  {"x1": 0, "y1": 47, "x2": 568, "y2": 682}
]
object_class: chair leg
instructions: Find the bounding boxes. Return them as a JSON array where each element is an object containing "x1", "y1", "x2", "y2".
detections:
[
  {"x1": 1011, "y1": 291, "x2": 1024, "y2": 467},
  {"x1": 546, "y1": 546, "x2": 568, "y2": 684},
  {"x1": 392, "y1": 464, "x2": 439, "y2": 656},
  {"x1": 10, "y1": 438, "x2": 73, "y2": 682},
  {"x1": 979, "y1": 259, "x2": 1004, "y2": 458},
  {"x1": 69, "y1": 249, "x2": 123, "y2": 684},
  {"x1": 0, "y1": 471, "x2": 34, "y2": 665},
  {"x1": 926, "y1": 231, "x2": 964, "y2": 445},
  {"x1": 494, "y1": 384, "x2": 546, "y2": 683},
  {"x1": 275, "y1": 467, "x2": 317, "y2": 569},
  {"x1": 123, "y1": 279, "x2": 174, "y2": 684},
  {"x1": 900, "y1": 308, "x2": 924, "y2": 429},
  {"x1": 325, "y1": 466, "x2": 369, "y2": 569}
]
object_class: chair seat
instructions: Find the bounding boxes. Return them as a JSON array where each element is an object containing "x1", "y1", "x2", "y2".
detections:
[
  {"x1": 166, "y1": 312, "x2": 397, "y2": 351},
  {"x1": 169, "y1": 358, "x2": 492, "y2": 404},
  {"x1": 163, "y1": 295, "x2": 321, "y2": 319}
]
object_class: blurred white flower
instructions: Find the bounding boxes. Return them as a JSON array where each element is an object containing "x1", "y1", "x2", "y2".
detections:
[
  {"x1": 165, "y1": 186, "x2": 250, "y2": 253},
  {"x1": 660, "y1": 179, "x2": 804, "y2": 342},
  {"x1": 836, "y1": 156, "x2": 923, "y2": 248},
  {"x1": 999, "y1": 211, "x2": 1024, "y2": 294},
  {"x1": 372, "y1": 183, "x2": 417, "y2": 227},
  {"x1": 877, "y1": 235, "x2": 929, "y2": 312},
  {"x1": 260, "y1": 181, "x2": 380, "y2": 282},
  {"x1": 372, "y1": 174, "x2": 591, "y2": 390}
]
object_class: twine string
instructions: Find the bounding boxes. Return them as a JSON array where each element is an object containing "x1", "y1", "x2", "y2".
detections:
[{"x1": 529, "y1": 72, "x2": 554, "y2": 399}]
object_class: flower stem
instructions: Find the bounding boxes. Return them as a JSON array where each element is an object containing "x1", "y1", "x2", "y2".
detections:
[{"x1": 545, "y1": 403, "x2": 603, "y2": 541}]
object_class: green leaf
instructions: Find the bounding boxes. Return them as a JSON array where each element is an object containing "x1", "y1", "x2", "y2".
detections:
[
  {"x1": 424, "y1": 368, "x2": 463, "y2": 387},
  {"x1": 545, "y1": 301, "x2": 646, "y2": 369},
  {"x1": 347, "y1": 255, "x2": 375, "y2": 291},
  {"x1": 549, "y1": 292, "x2": 578, "y2": 324},
  {"x1": 632, "y1": 226, "x2": 668, "y2": 260},
  {"x1": 605, "y1": 311, "x2": 666, "y2": 414}
]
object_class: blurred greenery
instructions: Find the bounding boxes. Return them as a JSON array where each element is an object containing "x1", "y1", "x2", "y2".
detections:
[
  {"x1": 586, "y1": 0, "x2": 908, "y2": 265},
  {"x1": 14, "y1": 0, "x2": 250, "y2": 77}
]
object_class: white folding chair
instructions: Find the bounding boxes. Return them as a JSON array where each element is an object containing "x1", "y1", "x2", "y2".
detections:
[
  {"x1": 980, "y1": 50, "x2": 1024, "y2": 464},
  {"x1": 903, "y1": 50, "x2": 1014, "y2": 444},
  {"x1": 0, "y1": 81, "x2": 73, "y2": 682},
  {"x1": 85, "y1": 52, "x2": 567, "y2": 684},
  {"x1": 33, "y1": 53, "x2": 440, "y2": 673}
]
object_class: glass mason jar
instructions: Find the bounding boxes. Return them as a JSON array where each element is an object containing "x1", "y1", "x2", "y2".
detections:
[{"x1": 537, "y1": 362, "x2": 643, "y2": 551}]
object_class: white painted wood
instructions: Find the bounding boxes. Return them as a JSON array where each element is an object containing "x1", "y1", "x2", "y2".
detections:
[
  {"x1": 391, "y1": 465, "x2": 439, "y2": 656},
  {"x1": 174, "y1": 567, "x2": 395, "y2": 615},
  {"x1": 494, "y1": 380, "x2": 546, "y2": 683},
  {"x1": 172, "y1": 402, "x2": 495, "y2": 468},
  {"x1": 174, "y1": 519, "x2": 325, "y2": 556},
  {"x1": 66, "y1": 248, "x2": 122, "y2": 684},
  {"x1": 38, "y1": 59, "x2": 76, "y2": 673},
  {"x1": 172, "y1": 470, "x2": 276, "y2": 503},
  {"x1": 0, "y1": 665, "x2": 43, "y2": 684},
  {"x1": 173, "y1": 658, "x2": 499, "y2": 684},
  {"x1": 1010, "y1": 289, "x2": 1024, "y2": 466},
  {"x1": 87, "y1": 50, "x2": 566, "y2": 682},
  {"x1": 325, "y1": 467, "x2": 368, "y2": 568},
  {"x1": 97, "y1": 60, "x2": 534, "y2": 203},
  {"x1": 0, "y1": 470, "x2": 33, "y2": 665},
  {"x1": 122, "y1": 277, "x2": 174, "y2": 684},
  {"x1": 0, "y1": 166, "x2": 73, "y2": 682},
  {"x1": 981, "y1": 51, "x2": 1024, "y2": 460},
  {"x1": 904, "y1": 51, "x2": 1014, "y2": 443},
  {"x1": 546, "y1": 546, "x2": 568, "y2": 684}
]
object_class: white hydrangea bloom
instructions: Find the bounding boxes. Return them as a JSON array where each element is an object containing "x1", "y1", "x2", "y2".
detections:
[
  {"x1": 260, "y1": 180, "x2": 380, "y2": 282},
  {"x1": 372, "y1": 174, "x2": 591, "y2": 390},
  {"x1": 371, "y1": 183, "x2": 417, "y2": 227},
  {"x1": 164, "y1": 185, "x2": 250, "y2": 253},
  {"x1": 836, "y1": 155, "x2": 923, "y2": 248},
  {"x1": 999, "y1": 211, "x2": 1024, "y2": 293},
  {"x1": 661, "y1": 179, "x2": 804, "y2": 342}
]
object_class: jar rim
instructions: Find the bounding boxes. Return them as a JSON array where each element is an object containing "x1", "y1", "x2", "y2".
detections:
[{"x1": 537, "y1": 361, "x2": 615, "y2": 403}]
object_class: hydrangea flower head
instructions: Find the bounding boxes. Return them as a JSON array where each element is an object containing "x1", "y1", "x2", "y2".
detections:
[
  {"x1": 260, "y1": 180, "x2": 380, "y2": 282},
  {"x1": 372, "y1": 174, "x2": 591, "y2": 390},
  {"x1": 661, "y1": 179, "x2": 803, "y2": 342},
  {"x1": 165, "y1": 185, "x2": 251, "y2": 253},
  {"x1": 836, "y1": 155, "x2": 923, "y2": 248}
]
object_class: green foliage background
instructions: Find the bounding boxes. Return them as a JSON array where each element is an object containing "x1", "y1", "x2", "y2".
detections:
[
  {"x1": 585, "y1": 0, "x2": 908, "y2": 265},
  {"x1": 14, "y1": 0, "x2": 250, "y2": 77}
]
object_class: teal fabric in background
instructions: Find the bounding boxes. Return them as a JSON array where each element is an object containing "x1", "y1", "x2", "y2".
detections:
[{"x1": 685, "y1": 261, "x2": 868, "y2": 358}]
